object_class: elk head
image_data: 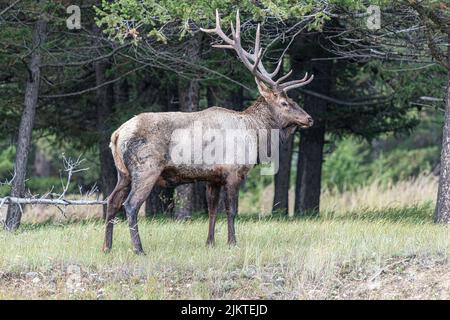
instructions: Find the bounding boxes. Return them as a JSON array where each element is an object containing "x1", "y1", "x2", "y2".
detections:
[{"x1": 201, "y1": 10, "x2": 314, "y2": 130}]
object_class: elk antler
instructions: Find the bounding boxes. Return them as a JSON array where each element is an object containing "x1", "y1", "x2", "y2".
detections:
[{"x1": 201, "y1": 10, "x2": 314, "y2": 93}]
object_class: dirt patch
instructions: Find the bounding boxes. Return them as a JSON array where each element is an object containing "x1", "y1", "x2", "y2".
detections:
[
  {"x1": 0, "y1": 256, "x2": 448, "y2": 299},
  {"x1": 330, "y1": 256, "x2": 449, "y2": 300}
]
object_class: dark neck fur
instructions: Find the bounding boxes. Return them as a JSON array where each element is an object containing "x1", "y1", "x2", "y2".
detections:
[
  {"x1": 242, "y1": 96, "x2": 280, "y2": 130},
  {"x1": 242, "y1": 96, "x2": 295, "y2": 143}
]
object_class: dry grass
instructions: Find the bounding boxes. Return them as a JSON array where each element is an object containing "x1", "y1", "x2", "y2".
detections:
[
  {"x1": 0, "y1": 175, "x2": 448, "y2": 299},
  {"x1": 240, "y1": 174, "x2": 438, "y2": 216},
  {"x1": 321, "y1": 175, "x2": 438, "y2": 215},
  {"x1": 0, "y1": 174, "x2": 437, "y2": 224},
  {"x1": 0, "y1": 216, "x2": 448, "y2": 299}
]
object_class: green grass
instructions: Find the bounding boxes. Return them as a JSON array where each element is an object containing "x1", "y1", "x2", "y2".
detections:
[
  {"x1": 322, "y1": 202, "x2": 437, "y2": 223},
  {"x1": 0, "y1": 207, "x2": 448, "y2": 299}
]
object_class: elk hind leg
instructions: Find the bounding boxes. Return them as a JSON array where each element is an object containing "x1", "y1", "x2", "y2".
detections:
[
  {"x1": 103, "y1": 172, "x2": 130, "y2": 253},
  {"x1": 123, "y1": 169, "x2": 161, "y2": 254}
]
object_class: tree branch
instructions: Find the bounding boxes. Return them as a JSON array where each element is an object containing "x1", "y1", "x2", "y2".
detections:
[
  {"x1": 298, "y1": 88, "x2": 391, "y2": 106},
  {"x1": 0, "y1": 0, "x2": 21, "y2": 18},
  {"x1": 40, "y1": 65, "x2": 146, "y2": 98}
]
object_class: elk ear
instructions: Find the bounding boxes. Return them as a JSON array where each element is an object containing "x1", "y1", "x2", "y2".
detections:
[{"x1": 255, "y1": 78, "x2": 273, "y2": 101}]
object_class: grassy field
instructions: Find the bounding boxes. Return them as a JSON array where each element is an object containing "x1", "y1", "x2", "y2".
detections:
[
  {"x1": 0, "y1": 176, "x2": 448, "y2": 299},
  {"x1": 242, "y1": 174, "x2": 439, "y2": 216}
]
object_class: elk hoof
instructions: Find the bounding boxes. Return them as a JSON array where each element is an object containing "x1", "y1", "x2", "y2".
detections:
[{"x1": 134, "y1": 249, "x2": 146, "y2": 256}]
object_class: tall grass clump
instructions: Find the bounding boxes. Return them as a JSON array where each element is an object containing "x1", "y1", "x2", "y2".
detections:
[{"x1": 240, "y1": 174, "x2": 437, "y2": 217}]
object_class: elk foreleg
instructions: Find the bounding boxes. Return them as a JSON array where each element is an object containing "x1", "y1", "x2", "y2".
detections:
[
  {"x1": 206, "y1": 183, "x2": 221, "y2": 246},
  {"x1": 225, "y1": 177, "x2": 241, "y2": 246}
]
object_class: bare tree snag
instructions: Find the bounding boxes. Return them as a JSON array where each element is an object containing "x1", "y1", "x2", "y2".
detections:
[
  {"x1": 406, "y1": 1, "x2": 450, "y2": 223},
  {"x1": 434, "y1": 33, "x2": 450, "y2": 224},
  {"x1": 5, "y1": 17, "x2": 47, "y2": 231}
]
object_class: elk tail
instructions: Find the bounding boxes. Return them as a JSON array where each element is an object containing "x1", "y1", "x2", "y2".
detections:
[{"x1": 109, "y1": 129, "x2": 129, "y2": 177}]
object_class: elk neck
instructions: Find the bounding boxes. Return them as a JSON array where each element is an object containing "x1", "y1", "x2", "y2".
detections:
[
  {"x1": 241, "y1": 96, "x2": 281, "y2": 131},
  {"x1": 242, "y1": 96, "x2": 296, "y2": 143},
  {"x1": 241, "y1": 96, "x2": 295, "y2": 144}
]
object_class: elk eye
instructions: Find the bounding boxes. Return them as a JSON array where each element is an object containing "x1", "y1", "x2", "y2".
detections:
[{"x1": 281, "y1": 101, "x2": 288, "y2": 107}]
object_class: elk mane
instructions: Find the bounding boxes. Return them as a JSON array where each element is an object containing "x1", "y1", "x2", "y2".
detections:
[{"x1": 243, "y1": 96, "x2": 294, "y2": 144}]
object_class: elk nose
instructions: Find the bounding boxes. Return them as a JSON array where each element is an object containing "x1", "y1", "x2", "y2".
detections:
[{"x1": 307, "y1": 116, "x2": 314, "y2": 126}]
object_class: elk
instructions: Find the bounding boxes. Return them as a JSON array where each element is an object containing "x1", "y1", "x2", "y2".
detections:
[{"x1": 103, "y1": 10, "x2": 314, "y2": 254}]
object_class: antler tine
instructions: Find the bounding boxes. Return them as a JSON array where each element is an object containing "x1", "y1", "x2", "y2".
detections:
[
  {"x1": 200, "y1": 9, "x2": 234, "y2": 46},
  {"x1": 230, "y1": 19, "x2": 235, "y2": 38},
  {"x1": 231, "y1": 11, "x2": 276, "y2": 86},
  {"x1": 201, "y1": 10, "x2": 287, "y2": 89},
  {"x1": 275, "y1": 69, "x2": 293, "y2": 84},
  {"x1": 201, "y1": 10, "x2": 314, "y2": 92},
  {"x1": 252, "y1": 48, "x2": 263, "y2": 74},
  {"x1": 250, "y1": 24, "x2": 268, "y2": 76},
  {"x1": 278, "y1": 72, "x2": 308, "y2": 89},
  {"x1": 252, "y1": 52, "x2": 283, "y2": 82},
  {"x1": 279, "y1": 74, "x2": 315, "y2": 92},
  {"x1": 235, "y1": 10, "x2": 241, "y2": 42},
  {"x1": 254, "y1": 23, "x2": 261, "y2": 58},
  {"x1": 212, "y1": 44, "x2": 234, "y2": 49},
  {"x1": 267, "y1": 58, "x2": 283, "y2": 78},
  {"x1": 251, "y1": 24, "x2": 281, "y2": 80}
]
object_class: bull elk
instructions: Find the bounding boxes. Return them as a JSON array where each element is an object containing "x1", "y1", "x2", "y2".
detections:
[{"x1": 103, "y1": 10, "x2": 314, "y2": 254}]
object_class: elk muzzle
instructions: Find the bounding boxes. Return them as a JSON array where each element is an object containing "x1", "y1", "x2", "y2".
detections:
[{"x1": 296, "y1": 115, "x2": 314, "y2": 128}]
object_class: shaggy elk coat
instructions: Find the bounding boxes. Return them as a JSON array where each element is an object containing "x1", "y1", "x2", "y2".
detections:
[{"x1": 103, "y1": 10, "x2": 314, "y2": 254}]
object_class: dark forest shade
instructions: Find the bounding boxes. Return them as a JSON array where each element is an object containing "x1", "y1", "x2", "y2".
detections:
[
  {"x1": 95, "y1": 59, "x2": 117, "y2": 219},
  {"x1": 293, "y1": 35, "x2": 332, "y2": 216},
  {"x1": 272, "y1": 134, "x2": 294, "y2": 215},
  {"x1": 145, "y1": 185, "x2": 174, "y2": 216},
  {"x1": 434, "y1": 34, "x2": 450, "y2": 224}
]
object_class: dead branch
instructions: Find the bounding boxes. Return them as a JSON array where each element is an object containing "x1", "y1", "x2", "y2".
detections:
[
  {"x1": 0, "y1": 155, "x2": 107, "y2": 214},
  {"x1": 0, "y1": 197, "x2": 105, "y2": 207}
]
